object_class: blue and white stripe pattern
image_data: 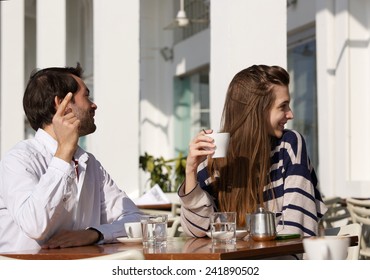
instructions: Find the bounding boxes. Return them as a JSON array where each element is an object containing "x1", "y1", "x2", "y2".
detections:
[
  {"x1": 179, "y1": 129, "x2": 327, "y2": 237},
  {"x1": 264, "y1": 129, "x2": 327, "y2": 236}
]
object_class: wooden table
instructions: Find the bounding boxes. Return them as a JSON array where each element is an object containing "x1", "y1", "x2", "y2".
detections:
[
  {"x1": 137, "y1": 203, "x2": 173, "y2": 217},
  {"x1": 0, "y1": 235, "x2": 358, "y2": 260},
  {"x1": 137, "y1": 203, "x2": 172, "y2": 211}
]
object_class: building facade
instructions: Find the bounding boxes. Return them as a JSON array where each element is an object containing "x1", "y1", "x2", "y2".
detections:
[{"x1": 1, "y1": 0, "x2": 370, "y2": 199}]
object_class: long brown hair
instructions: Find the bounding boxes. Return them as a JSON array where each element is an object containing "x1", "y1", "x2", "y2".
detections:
[{"x1": 208, "y1": 65, "x2": 290, "y2": 226}]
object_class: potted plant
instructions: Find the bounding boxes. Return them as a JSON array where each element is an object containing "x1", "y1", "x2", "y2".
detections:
[{"x1": 139, "y1": 152, "x2": 186, "y2": 193}]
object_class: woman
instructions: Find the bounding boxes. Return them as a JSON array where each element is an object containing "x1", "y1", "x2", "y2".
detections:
[{"x1": 178, "y1": 65, "x2": 327, "y2": 238}]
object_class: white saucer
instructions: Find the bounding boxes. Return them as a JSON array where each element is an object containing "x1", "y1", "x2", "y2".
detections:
[
  {"x1": 235, "y1": 230, "x2": 249, "y2": 239},
  {"x1": 206, "y1": 231, "x2": 234, "y2": 239},
  {"x1": 206, "y1": 230, "x2": 248, "y2": 239},
  {"x1": 116, "y1": 237, "x2": 142, "y2": 244}
]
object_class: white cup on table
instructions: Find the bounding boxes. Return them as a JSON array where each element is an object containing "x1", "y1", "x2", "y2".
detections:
[
  {"x1": 124, "y1": 222, "x2": 142, "y2": 239},
  {"x1": 303, "y1": 236, "x2": 350, "y2": 260}
]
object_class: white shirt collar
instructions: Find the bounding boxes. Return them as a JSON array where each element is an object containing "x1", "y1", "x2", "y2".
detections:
[{"x1": 34, "y1": 128, "x2": 88, "y2": 162}]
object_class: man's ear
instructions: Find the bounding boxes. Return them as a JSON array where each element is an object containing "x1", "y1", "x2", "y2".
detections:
[{"x1": 54, "y1": 96, "x2": 62, "y2": 110}]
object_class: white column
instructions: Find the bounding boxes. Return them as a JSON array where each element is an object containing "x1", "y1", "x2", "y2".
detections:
[
  {"x1": 92, "y1": 0, "x2": 140, "y2": 197},
  {"x1": 332, "y1": 0, "x2": 351, "y2": 196},
  {"x1": 210, "y1": 0, "x2": 287, "y2": 131},
  {"x1": 36, "y1": 0, "x2": 66, "y2": 67},
  {"x1": 347, "y1": 0, "x2": 370, "y2": 193},
  {"x1": 316, "y1": 0, "x2": 338, "y2": 197},
  {"x1": 0, "y1": 0, "x2": 25, "y2": 156},
  {"x1": 317, "y1": 0, "x2": 370, "y2": 197}
]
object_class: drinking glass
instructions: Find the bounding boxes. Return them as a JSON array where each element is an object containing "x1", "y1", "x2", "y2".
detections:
[
  {"x1": 210, "y1": 212, "x2": 236, "y2": 244},
  {"x1": 140, "y1": 214, "x2": 168, "y2": 247}
]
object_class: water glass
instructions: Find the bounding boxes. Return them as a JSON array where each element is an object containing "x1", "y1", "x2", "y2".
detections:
[
  {"x1": 140, "y1": 214, "x2": 168, "y2": 247},
  {"x1": 210, "y1": 212, "x2": 236, "y2": 244}
]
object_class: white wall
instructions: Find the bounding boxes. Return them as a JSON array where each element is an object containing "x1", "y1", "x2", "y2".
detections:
[
  {"x1": 347, "y1": 0, "x2": 370, "y2": 192},
  {"x1": 316, "y1": 0, "x2": 337, "y2": 197},
  {"x1": 316, "y1": 0, "x2": 370, "y2": 197},
  {"x1": 92, "y1": 0, "x2": 140, "y2": 197},
  {"x1": 0, "y1": 0, "x2": 25, "y2": 156},
  {"x1": 139, "y1": 0, "x2": 176, "y2": 193},
  {"x1": 140, "y1": 0, "x2": 174, "y2": 159},
  {"x1": 36, "y1": 0, "x2": 66, "y2": 67},
  {"x1": 210, "y1": 0, "x2": 287, "y2": 131}
]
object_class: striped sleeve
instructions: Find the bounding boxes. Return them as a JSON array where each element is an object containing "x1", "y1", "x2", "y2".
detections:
[
  {"x1": 266, "y1": 130, "x2": 327, "y2": 237},
  {"x1": 178, "y1": 180, "x2": 215, "y2": 237}
]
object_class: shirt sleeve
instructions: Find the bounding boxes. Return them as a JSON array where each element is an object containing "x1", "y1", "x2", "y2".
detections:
[
  {"x1": 269, "y1": 130, "x2": 327, "y2": 237},
  {"x1": 84, "y1": 158, "x2": 143, "y2": 242},
  {"x1": 1, "y1": 150, "x2": 76, "y2": 240}
]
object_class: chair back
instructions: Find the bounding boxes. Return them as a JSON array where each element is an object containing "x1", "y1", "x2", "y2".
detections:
[
  {"x1": 324, "y1": 223, "x2": 362, "y2": 260},
  {"x1": 171, "y1": 202, "x2": 181, "y2": 217},
  {"x1": 322, "y1": 196, "x2": 351, "y2": 227},
  {"x1": 168, "y1": 216, "x2": 183, "y2": 237},
  {"x1": 168, "y1": 202, "x2": 184, "y2": 237},
  {"x1": 346, "y1": 198, "x2": 370, "y2": 259}
]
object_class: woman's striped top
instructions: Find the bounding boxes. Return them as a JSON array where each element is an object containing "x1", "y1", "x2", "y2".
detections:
[{"x1": 178, "y1": 129, "x2": 327, "y2": 237}]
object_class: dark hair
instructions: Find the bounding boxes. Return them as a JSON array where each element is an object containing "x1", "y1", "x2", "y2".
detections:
[{"x1": 23, "y1": 63, "x2": 84, "y2": 130}]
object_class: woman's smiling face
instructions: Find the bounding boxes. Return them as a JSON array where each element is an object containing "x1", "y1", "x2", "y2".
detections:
[{"x1": 267, "y1": 84, "x2": 294, "y2": 138}]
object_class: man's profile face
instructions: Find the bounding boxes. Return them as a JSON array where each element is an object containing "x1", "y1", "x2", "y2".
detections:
[{"x1": 67, "y1": 76, "x2": 98, "y2": 137}]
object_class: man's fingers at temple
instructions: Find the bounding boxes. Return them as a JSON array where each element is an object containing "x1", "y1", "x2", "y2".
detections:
[{"x1": 56, "y1": 92, "x2": 73, "y2": 116}]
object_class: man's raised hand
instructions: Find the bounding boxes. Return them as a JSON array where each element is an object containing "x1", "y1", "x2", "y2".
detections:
[{"x1": 53, "y1": 92, "x2": 80, "y2": 162}]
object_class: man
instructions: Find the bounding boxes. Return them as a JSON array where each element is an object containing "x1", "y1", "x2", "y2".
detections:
[{"x1": 0, "y1": 64, "x2": 142, "y2": 253}]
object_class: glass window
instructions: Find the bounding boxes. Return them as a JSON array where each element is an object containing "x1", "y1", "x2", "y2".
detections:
[
  {"x1": 287, "y1": 36, "x2": 318, "y2": 169},
  {"x1": 174, "y1": 68, "x2": 210, "y2": 154}
]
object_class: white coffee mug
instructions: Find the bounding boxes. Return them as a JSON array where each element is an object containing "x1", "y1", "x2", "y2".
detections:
[
  {"x1": 124, "y1": 222, "x2": 142, "y2": 238},
  {"x1": 303, "y1": 236, "x2": 350, "y2": 260},
  {"x1": 207, "y1": 132, "x2": 230, "y2": 158}
]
